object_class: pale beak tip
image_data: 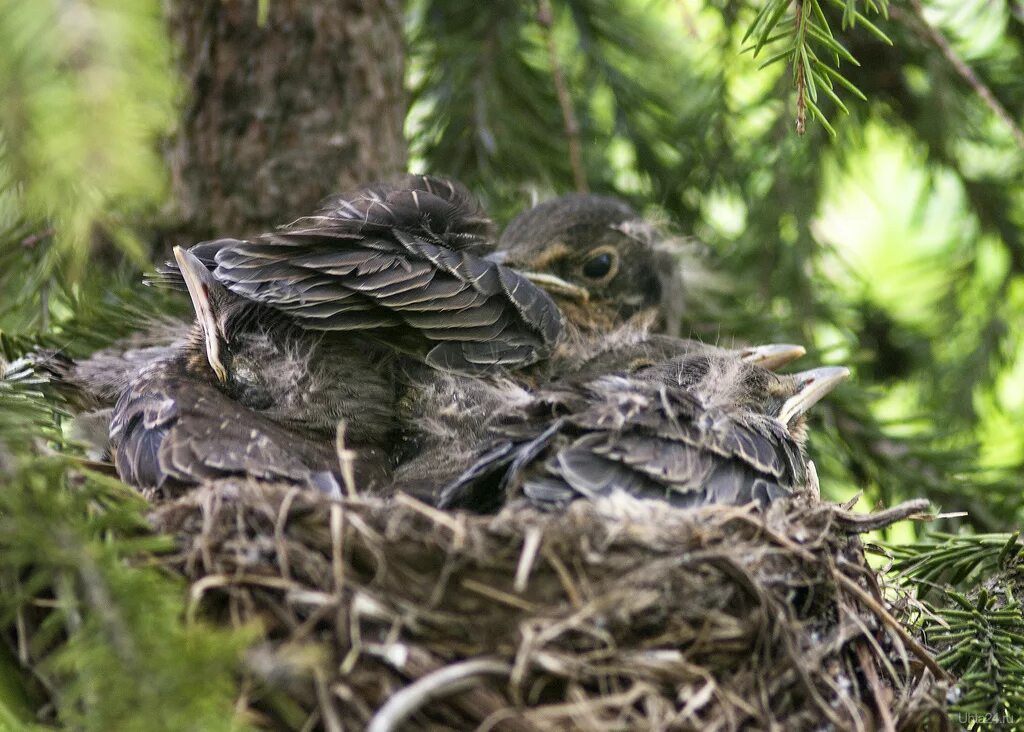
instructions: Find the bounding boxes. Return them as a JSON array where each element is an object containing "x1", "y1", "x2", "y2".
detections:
[
  {"x1": 795, "y1": 365, "x2": 851, "y2": 394},
  {"x1": 740, "y1": 343, "x2": 807, "y2": 370},
  {"x1": 815, "y1": 365, "x2": 851, "y2": 384},
  {"x1": 779, "y1": 365, "x2": 851, "y2": 426}
]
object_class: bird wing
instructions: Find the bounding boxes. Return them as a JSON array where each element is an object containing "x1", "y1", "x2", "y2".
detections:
[
  {"x1": 439, "y1": 376, "x2": 805, "y2": 511},
  {"x1": 158, "y1": 175, "x2": 563, "y2": 372},
  {"x1": 23, "y1": 319, "x2": 191, "y2": 410},
  {"x1": 109, "y1": 362, "x2": 341, "y2": 494},
  {"x1": 554, "y1": 381, "x2": 805, "y2": 506}
]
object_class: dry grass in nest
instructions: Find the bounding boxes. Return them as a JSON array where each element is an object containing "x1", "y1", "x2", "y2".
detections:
[{"x1": 152, "y1": 482, "x2": 953, "y2": 731}]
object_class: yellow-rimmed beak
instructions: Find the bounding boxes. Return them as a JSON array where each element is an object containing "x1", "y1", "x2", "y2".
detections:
[
  {"x1": 174, "y1": 246, "x2": 229, "y2": 384},
  {"x1": 778, "y1": 366, "x2": 850, "y2": 426},
  {"x1": 739, "y1": 343, "x2": 806, "y2": 370}
]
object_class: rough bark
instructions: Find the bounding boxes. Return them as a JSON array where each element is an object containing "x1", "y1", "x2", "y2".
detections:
[{"x1": 164, "y1": 0, "x2": 407, "y2": 244}]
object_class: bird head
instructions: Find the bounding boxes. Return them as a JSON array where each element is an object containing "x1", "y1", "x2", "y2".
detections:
[
  {"x1": 174, "y1": 245, "x2": 306, "y2": 406},
  {"x1": 174, "y1": 245, "x2": 248, "y2": 385},
  {"x1": 772, "y1": 365, "x2": 851, "y2": 443},
  {"x1": 496, "y1": 195, "x2": 664, "y2": 331},
  {"x1": 643, "y1": 350, "x2": 849, "y2": 443}
]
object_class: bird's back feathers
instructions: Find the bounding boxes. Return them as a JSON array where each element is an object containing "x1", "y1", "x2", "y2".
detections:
[
  {"x1": 108, "y1": 355, "x2": 384, "y2": 497},
  {"x1": 439, "y1": 354, "x2": 808, "y2": 512},
  {"x1": 155, "y1": 175, "x2": 563, "y2": 373}
]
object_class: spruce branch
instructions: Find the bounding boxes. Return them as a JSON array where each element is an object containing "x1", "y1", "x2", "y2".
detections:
[
  {"x1": 795, "y1": 0, "x2": 808, "y2": 135},
  {"x1": 0, "y1": 458, "x2": 250, "y2": 730},
  {"x1": 0, "y1": 0, "x2": 177, "y2": 274},
  {"x1": 886, "y1": 533, "x2": 1024, "y2": 718},
  {"x1": 894, "y1": 0, "x2": 1024, "y2": 149},
  {"x1": 743, "y1": 0, "x2": 890, "y2": 136},
  {"x1": 537, "y1": 0, "x2": 589, "y2": 192}
]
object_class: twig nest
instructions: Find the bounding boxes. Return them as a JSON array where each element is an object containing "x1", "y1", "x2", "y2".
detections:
[{"x1": 152, "y1": 482, "x2": 951, "y2": 730}]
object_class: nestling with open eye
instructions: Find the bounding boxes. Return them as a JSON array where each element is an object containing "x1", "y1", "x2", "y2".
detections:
[{"x1": 496, "y1": 194, "x2": 665, "y2": 333}]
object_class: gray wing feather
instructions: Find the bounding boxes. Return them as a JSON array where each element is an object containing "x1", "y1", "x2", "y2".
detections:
[
  {"x1": 438, "y1": 369, "x2": 806, "y2": 511},
  {"x1": 110, "y1": 362, "x2": 340, "y2": 493},
  {"x1": 158, "y1": 176, "x2": 562, "y2": 372}
]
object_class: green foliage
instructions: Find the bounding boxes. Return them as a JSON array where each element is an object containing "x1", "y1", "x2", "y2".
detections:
[
  {"x1": 0, "y1": 291, "x2": 249, "y2": 729},
  {"x1": 0, "y1": 186, "x2": 222, "y2": 728},
  {"x1": 0, "y1": 335, "x2": 63, "y2": 457},
  {"x1": 887, "y1": 533, "x2": 1024, "y2": 721},
  {"x1": 743, "y1": 0, "x2": 890, "y2": 135},
  {"x1": 0, "y1": 457, "x2": 253, "y2": 731},
  {"x1": 408, "y1": 0, "x2": 569, "y2": 214},
  {"x1": 0, "y1": 0, "x2": 177, "y2": 275},
  {"x1": 0, "y1": 4, "x2": 224, "y2": 719}
]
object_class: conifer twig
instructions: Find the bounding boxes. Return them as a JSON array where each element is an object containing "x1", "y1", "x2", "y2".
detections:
[
  {"x1": 832, "y1": 498, "x2": 931, "y2": 532},
  {"x1": 900, "y1": 0, "x2": 1024, "y2": 149},
  {"x1": 794, "y1": 0, "x2": 807, "y2": 135},
  {"x1": 537, "y1": 0, "x2": 589, "y2": 192}
]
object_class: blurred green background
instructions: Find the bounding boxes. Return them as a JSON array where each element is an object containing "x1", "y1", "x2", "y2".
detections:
[{"x1": 1, "y1": 0, "x2": 1022, "y2": 727}]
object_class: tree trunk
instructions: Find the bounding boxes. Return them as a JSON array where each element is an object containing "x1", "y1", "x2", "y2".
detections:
[{"x1": 164, "y1": 0, "x2": 407, "y2": 244}]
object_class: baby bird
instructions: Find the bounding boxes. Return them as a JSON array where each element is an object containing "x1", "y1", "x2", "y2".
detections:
[
  {"x1": 69, "y1": 181, "x2": 810, "y2": 500},
  {"x1": 496, "y1": 193, "x2": 666, "y2": 334},
  {"x1": 43, "y1": 183, "x2": 676, "y2": 494},
  {"x1": 491, "y1": 193, "x2": 809, "y2": 387},
  {"x1": 390, "y1": 340, "x2": 807, "y2": 503},
  {"x1": 436, "y1": 348, "x2": 849, "y2": 512},
  {"x1": 108, "y1": 247, "x2": 395, "y2": 496}
]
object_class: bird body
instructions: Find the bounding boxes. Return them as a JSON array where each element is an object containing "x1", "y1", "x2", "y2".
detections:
[
  {"x1": 390, "y1": 363, "x2": 535, "y2": 500},
  {"x1": 397, "y1": 302, "x2": 814, "y2": 513},
  {"x1": 109, "y1": 353, "x2": 346, "y2": 496},
  {"x1": 105, "y1": 181, "x2": 672, "y2": 495},
  {"x1": 60, "y1": 178, "x2": 828, "y2": 505},
  {"x1": 107, "y1": 248, "x2": 396, "y2": 495},
  {"x1": 26, "y1": 318, "x2": 190, "y2": 412},
  {"x1": 437, "y1": 350, "x2": 848, "y2": 512}
]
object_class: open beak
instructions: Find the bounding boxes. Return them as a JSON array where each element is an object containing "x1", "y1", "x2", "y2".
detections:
[
  {"x1": 778, "y1": 366, "x2": 850, "y2": 426},
  {"x1": 739, "y1": 343, "x2": 806, "y2": 370},
  {"x1": 173, "y1": 246, "x2": 228, "y2": 384},
  {"x1": 520, "y1": 272, "x2": 590, "y2": 303}
]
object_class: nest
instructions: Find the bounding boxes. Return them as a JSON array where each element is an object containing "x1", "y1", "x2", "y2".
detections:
[{"x1": 150, "y1": 482, "x2": 952, "y2": 731}]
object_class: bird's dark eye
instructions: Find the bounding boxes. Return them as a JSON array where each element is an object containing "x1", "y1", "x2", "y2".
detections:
[{"x1": 581, "y1": 247, "x2": 618, "y2": 281}]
